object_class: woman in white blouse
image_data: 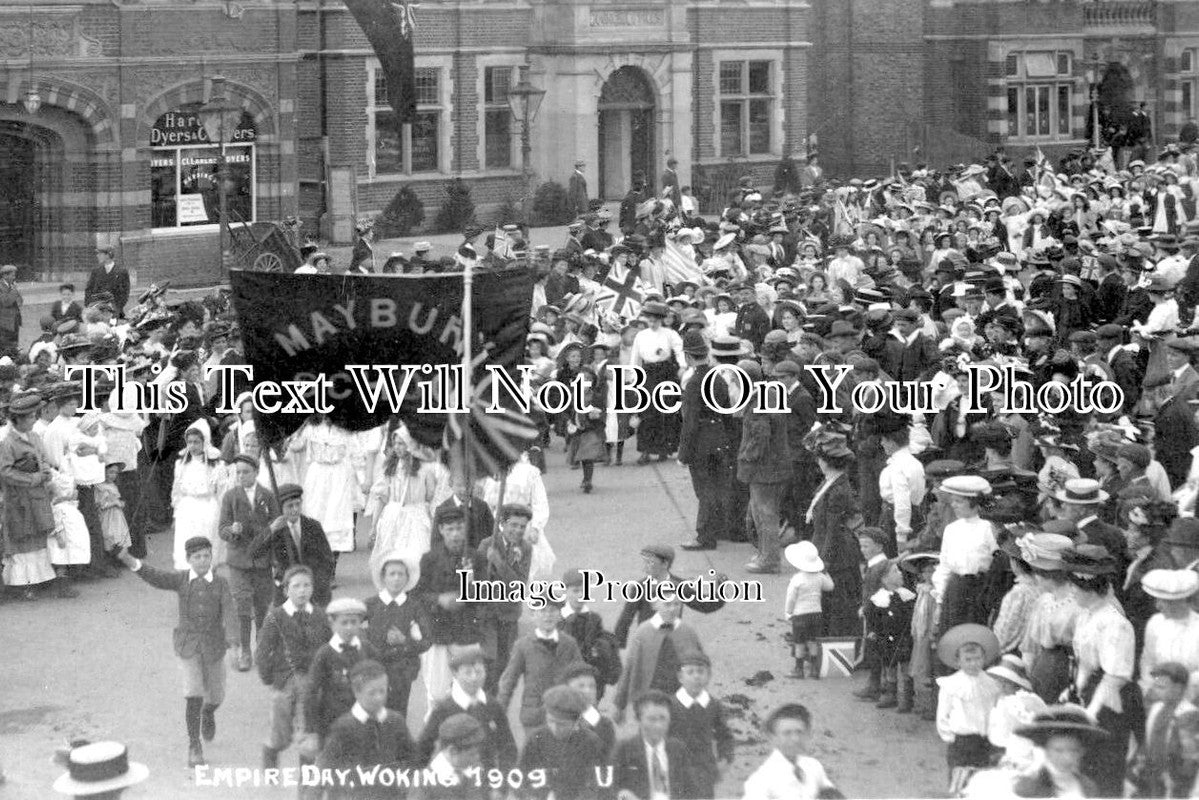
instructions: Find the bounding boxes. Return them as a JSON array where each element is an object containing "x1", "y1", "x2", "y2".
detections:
[
  {"x1": 1137, "y1": 568, "x2": 1199, "y2": 697},
  {"x1": 629, "y1": 301, "x2": 684, "y2": 465},
  {"x1": 1063, "y1": 544, "x2": 1141, "y2": 798},
  {"x1": 931, "y1": 475, "x2": 998, "y2": 636},
  {"x1": 366, "y1": 425, "x2": 450, "y2": 558}
]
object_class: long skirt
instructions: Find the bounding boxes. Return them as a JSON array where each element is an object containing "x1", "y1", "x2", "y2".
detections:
[
  {"x1": 939, "y1": 573, "x2": 988, "y2": 637},
  {"x1": 173, "y1": 495, "x2": 221, "y2": 570},
  {"x1": 3, "y1": 550, "x2": 54, "y2": 586},
  {"x1": 48, "y1": 502, "x2": 91, "y2": 565},
  {"x1": 1077, "y1": 670, "x2": 1143, "y2": 798},
  {"x1": 1029, "y1": 645, "x2": 1072, "y2": 705},
  {"x1": 636, "y1": 360, "x2": 681, "y2": 455},
  {"x1": 372, "y1": 504, "x2": 432, "y2": 558},
  {"x1": 823, "y1": 564, "x2": 862, "y2": 636}
]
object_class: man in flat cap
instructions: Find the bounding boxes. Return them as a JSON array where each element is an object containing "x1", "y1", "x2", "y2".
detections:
[
  {"x1": 518, "y1": 685, "x2": 607, "y2": 800},
  {"x1": 678, "y1": 331, "x2": 737, "y2": 552},
  {"x1": 0, "y1": 263, "x2": 21, "y2": 360},
  {"x1": 614, "y1": 544, "x2": 725, "y2": 647},
  {"x1": 435, "y1": 474, "x2": 496, "y2": 552},
  {"x1": 253, "y1": 484, "x2": 335, "y2": 607},
  {"x1": 85, "y1": 245, "x2": 130, "y2": 318},
  {"x1": 476, "y1": 504, "x2": 534, "y2": 695},
  {"x1": 1153, "y1": 338, "x2": 1199, "y2": 486}
]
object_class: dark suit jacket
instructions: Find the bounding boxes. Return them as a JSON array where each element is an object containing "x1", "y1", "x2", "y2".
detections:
[
  {"x1": 612, "y1": 735, "x2": 698, "y2": 800},
  {"x1": 318, "y1": 709, "x2": 415, "y2": 799},
  {"x1": 417, "y1": 691, "x2": 518, "y2": 769},
  {"x1": 251, "y1": 514, "x2": 335, "y2": 607},
  {"x1": 518, "y1": 725, "x2": 607, "y2": 800},
  {"x1": 614, "y1": 576, "x2": 726, "y2": 647},
  {"x1": 896, "y1": 333, "x2": 939, "y2": 383},
  {"x1": 133, "y1": 563, "x2": 237, "y2": 661},
  {"x1": 1107, "y1": 348, "x2": 1143, "y2": 414},
  {"x1": 50, "y1": 300, "x2": 83, "y2": 323},
  {"x1": 84, "y1": 264, "x2": 131, "y2": 315},
  {"x1": 305, "y1": 640, "x2": 382, "y2": 737},
  {"x1": 808, "y1": 474, "x2": 858, "y2": 573},
  {"x1": 1154, "y1": 391, "x2": 1199, "y2": 488},
  {"x1": 150, "y1": 383, "x2": 205, "y2": 459},
  {"x1": 435, "y1": 494, "x2": 495, "y2": 550},
  {"x1": 414, "y1": 545, "x2": 485, "y2": 645},
  {"x1": 678, "y1": 363, "x2": 736, "y2": 466},
  {"x1": 218, "y1": 483, "x2": 278, "y2": 570}
]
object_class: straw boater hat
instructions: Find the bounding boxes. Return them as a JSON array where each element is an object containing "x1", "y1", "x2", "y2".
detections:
[
  {"x1": 1055, "y1": 477, "x2": 1109, "y2": 506},
  {"x1": 53, "y1": 741, "x2": 149, "y2": 796},
  {"x1": 1015, "y1": 705, "x2": 1108, "y2": 746},
  {"x1": 369, "y1": 549, "x2": 422, "y2": 594},
  {"x1": 937, "y1": 622, "x2": 1000, "y2": 669},
  {"x1": 937, "y1": 475, "x2": 992, "y2": 499},
  {"x1": 1140, "y1": 568, "x2": 1199, "y2": 600},
  {"x1": 986, "y1": 653, "x2": 1034, "y2": 692},
  {"x1": 784, "y1": 541, "x2": 824, "y2": 573},
  {"x1": 1016, "y1": 533, "x2": 1074, "y2": 571},
  {"x1": 898, "y1": 551, "x2": 940, "y2": 575}
]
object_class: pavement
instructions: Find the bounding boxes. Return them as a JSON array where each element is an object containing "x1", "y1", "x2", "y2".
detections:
[{"x1": 0, "y1": 444, "x2": 946, "y2": 799}]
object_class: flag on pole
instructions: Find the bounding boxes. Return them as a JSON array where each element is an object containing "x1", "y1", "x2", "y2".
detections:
[
  {"x1": 230, "y1": 269, "x2": 536, "y2": 472},
  {"x1": 661, "y1": 237, "x2": 704, "y2": 287},
  {"x1": 343, "y1": 0, "x2": 418, "y2": 132},
  {"x1": 492, "y1": 226, "x2": 513, "y2": 261},
  {"x1": 594, "y1": 264, "x2": 647, "y2": 319}
]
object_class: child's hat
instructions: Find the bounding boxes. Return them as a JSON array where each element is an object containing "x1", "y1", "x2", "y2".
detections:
[
  {"x1": 183, "y1": 536, "x2": 213, "y2": 556},
  {"x1": 1014, "y1": 705, "x2": 1108, "y2": 746},
  {"x1": 542, "y1": 685, "x2": 588, "y2": 720},
  {"x1": 986, "y1": 653, "x2": 1033, "y2": 692},
  {"x1": 448, "y1": 643, "x2": 487, "y2": 670},
  {"x1": 438, "y1": 713, "x2": 486, "y2": 749},
  {"x1": 231, "y1": 453, "x2": 259, "y2": 470},
  {"x1": 277, "y1": 483, "x2": 303, "y2": 504},
  {"x1": 784, "y1": 541, "x2": 824, "y2": 573},
  {"x1": 563, "y1": 661, "x2": 598, "y2": 682},
  {"x1": 936, "y1": 622, "x2": 1000, "y2": 669},
  {"x1": 53, "y1": 741, "x2": 148, "y2": 796},
  {"x1": 1140, "y1": 568, "x2": 1199, "y2": 600},
  {"x1": 369, "y1": 549, "x2": 421, "y2": 594},
  {"x1": 678, "y1": 651, "x2": 711, "y2": 669},
  {"x1": 325, "y1": 597, "x2": 368, "y2": 618},
  {"x1": 897, "y1": 550, "x2": 940, "y2": 574}
]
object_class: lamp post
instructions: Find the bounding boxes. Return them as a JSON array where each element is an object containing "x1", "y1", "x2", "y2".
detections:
[
  {"x1": 198, "y1": 77, "x2": 242, "y2": 276},
  {"x1": 506, "y1": 64, "x2": 545, "y2": 223}
]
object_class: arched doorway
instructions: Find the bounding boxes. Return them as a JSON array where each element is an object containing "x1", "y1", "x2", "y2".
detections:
[
  {"x1": 598, "y1": 66, "x2": 656, "y2": 200},
  {"x1": 1098, "y1": 62, "x2": 1136, "y2": 131},
  {"x1": 0, "y1": 118, "x2": 67, "y2": 280}
]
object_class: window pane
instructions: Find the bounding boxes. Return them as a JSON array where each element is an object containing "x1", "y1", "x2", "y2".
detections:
[
  {"x1": 1184, "y1": 50, "x2": 1195, "y2": 74},
  {"x1": 223, "y1": 145, "x2": 255, "y2": 223},
  {"x1": 485, "y1": 108, "x2": 511, "y2": 168},
  {"x1": 1057, "y1": 53, "x2": 1070, "y2": 76},
  {"x1": 1057, "y1": 85, "x2": 1071, "y2": 136},
  {"x1": 748, "y1": 98, "x2": 771, "y2": 153},
  {"x1": 1185, "y1": 83, "x2": 1194, "y2": 121},
  {"x1": 374, "y1": 110, "x2": 403, "y2": 174},
  {"x1": 1037, "y1": 86, "x2": 1050, "y2": 136},
  {"x1": 485, "y1": 67, "x2": 510, "y2": 105},
  {"x1": 1007, "y1": 87, "x2": 1019, "y2": 137},
  {"x1": 748, "y1": 61, "x2": 771, "y2": 94},
  {"x1": 415, "y1": 68, "x2": 439, "y2": 105},
  {"x1": 178, "y1": 147, "x2": 220, "y2": 226},
  {"x1": 151, "y1": 154, "x2": 178, "y2": 228},
  {"x1": 1006, "y1": 54, "x2": 1019, "y2": 77},
  {"x1": 412, "y1": 110, "x2": 439, "y2": 172},
  {"x1": 719, "y1": 62, "x2": 742, "y2": 95},
  {"x1": 720, "y1": 100, "x2": 743, "y2": 155},
  {"x1": 374, "y1": 71, "x2": 387, "y2": 106},
  {"x1": 1025, "y1": 52, "x2": 1057, "y2": 78},
  {"x1": 1025, "y1": 87, "x2": 1036, "y2": 137}
]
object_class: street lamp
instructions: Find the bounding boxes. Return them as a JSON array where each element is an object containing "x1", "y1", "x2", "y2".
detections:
[
  {"x1": 506, "y1": 65, "x2": 545, "y2": 222},
  {"x1": 1084, "y1": 56, "x2": 1102, "y2": 151},
  {"x1": 198, "y1": 77, "x2": 242, "y2": 276}
]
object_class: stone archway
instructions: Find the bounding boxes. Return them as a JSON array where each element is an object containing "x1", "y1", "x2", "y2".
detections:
[
  {"x1": 597, "y1": 66, "x2": 657, "y2": 200},
  {"x1": 1099, "y1": 62, "x2": 1136, "y2": 131}
]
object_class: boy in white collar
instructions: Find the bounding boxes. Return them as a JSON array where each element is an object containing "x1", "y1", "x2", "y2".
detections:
[
  {"x1": 301, "y1": 598, "x2": 380, "y2": 764},
  {"x1": 497, "y1": 600, "x2": 583, "y2": 731},
  {"x1": 363, "y1": 552, "x2": 430, "y2": 720},
  {"x1": 668, "y1": 651, "x2": 733, "y2": 799},
  {"x1": 613, "y1": 598, "x2": 706, "y2": 724},
  {"x1": 564, "y1": 661, "x2": 616, "y2": 753},
  {"x1": 417, "y1": 644, "x2": 517, "y2": 770},
  {"x1": 559, "y1": 568, "x2": 622, "y2": 699},
  {"x1": 864, "y1": 560, "x2": 917, "y2": 710},
  {"x1": 935, "y1": 623, "x2": 1002, "y2": 796},
  {"x1": 742, "y1": 703, "x2": 842, "y2": 800},
  {"x1": 255, "y1": 565, "x2": 331, "y2": 769}
]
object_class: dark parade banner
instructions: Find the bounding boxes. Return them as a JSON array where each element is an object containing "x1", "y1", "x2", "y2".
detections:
[
  {"x1": 229, "y1": 268, "x2": 536, "y2": 474},
  {"x1": 344, "y1": 0, "x2": 418, "y2": 128}
]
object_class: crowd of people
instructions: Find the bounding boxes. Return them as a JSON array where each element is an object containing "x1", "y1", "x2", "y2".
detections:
[{"x1": 8, "y1": 141, "x2": 1199, "y2": 799}]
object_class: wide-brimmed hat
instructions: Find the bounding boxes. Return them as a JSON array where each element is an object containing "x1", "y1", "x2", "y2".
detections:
[
  {"x1": 370, "y1": 549, "x2": 422, "y2": 593},
  {"x1": 1140, "y1": 568, "x2": 1199, "y2": 600},
  {"x1": 898, "y1": 550, "x2": 940, "y2": 574},
  {"x1": 1062, "y1": 543, "x2": 1120, "y2": 576},
  {"x1": 784, "y1": 541, "x2": 825, "y2": 573},
  {"x1": 709, "y1": 335, "x2": 753, "y2": 359},
  {"x1": 1016, "y1": 532, "x2": 1074, "y2": 571},
  {"x1": 986, "y1": 653, "x2": 1034, "y2": 692},
  {"x1": 640, "y1": 301, "x2": 669, "y2": 319},
  {"x1": 1015, "y1": 705, "x2": 1108, "y2": 746},
  {"x1": 937, "y1": 623, "x2": 1000, "y2": 668},
  {"x1": 1055, "y1": 477, "x2": 1108, "y2": 505},
  {"x1": 53, "y1": 741, "x2": 149, "y2": 796}
]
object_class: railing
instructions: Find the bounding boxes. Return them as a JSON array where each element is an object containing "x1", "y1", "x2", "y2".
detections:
[{"x1": 1083, "y1": 1, "x2": 1155, "y2": 29}]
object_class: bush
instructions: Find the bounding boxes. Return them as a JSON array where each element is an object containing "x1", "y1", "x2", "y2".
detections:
[
  {"x1": 491, "y1": 196, "x2": 521, "y2": 228},
  {"x1": 433, "y1": 178, "x2": 476, "y2": 233},
  {"x1": 375, "y1": 185, "x2": 424, "y2": 238},
  {"x1": 530, "y1": 181, "x2": 573, "y2": 227}
]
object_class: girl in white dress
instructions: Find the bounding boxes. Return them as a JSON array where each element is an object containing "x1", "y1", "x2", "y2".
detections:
[
  {"x1": 367, "y1": 426, "x2": 450, "y2": 558},
  {"x1": 292, "y1": 415, "x2": 364, "y2": 566},
  {"x1": 171, "y1": 419, "x2": 226, "y2": 570}
]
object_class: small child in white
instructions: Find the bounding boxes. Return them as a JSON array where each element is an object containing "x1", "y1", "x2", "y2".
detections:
[
  {"x1": 95, "y1": 461, "x2": 131, "y2": 554},
  {"x1": 782, "y1": 541, "x2": 834, "y2": 679}
]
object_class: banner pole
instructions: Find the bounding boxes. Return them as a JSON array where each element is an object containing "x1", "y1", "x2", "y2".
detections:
[{"x1": 461, "y1": 258, "x2": 476, "y2": 517}]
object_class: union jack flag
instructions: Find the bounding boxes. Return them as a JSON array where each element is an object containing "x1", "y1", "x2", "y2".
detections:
[{"x1": 594, "y1": 266, "x2": 647, "y2": 319}]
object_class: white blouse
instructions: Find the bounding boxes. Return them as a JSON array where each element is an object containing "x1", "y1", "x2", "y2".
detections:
[
  {"x1": 1139, "y1": 610, "x2": 1199, "y2": 694},
  {"x1": 932, "y1": 516, "x2": 997, "y2": 599},
  {"x1": 630, "y1": 327, "x2": 684, "y2": 369}
]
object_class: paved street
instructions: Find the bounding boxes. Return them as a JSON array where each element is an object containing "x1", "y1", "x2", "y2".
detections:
[{"x1": 0, "y1": 444, "x2": 944, "y2": 799}]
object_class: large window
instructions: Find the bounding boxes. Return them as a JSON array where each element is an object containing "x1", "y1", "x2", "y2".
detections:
[
  {"x1": 368, "y1": 64, "x2": 444, "y2": 176},
  {"x1": 718, "y1": 60, "x2": 774, "y2": 157},
  {"x1": 483, "y1": 66, "x2": 514, "y2": 169},
  {"x1": 1005, "y1": 51, "x2": 1073, "y2": 141},
  {"x1": 150, "y1": 104, "x2": 256, "y2": 230},
  {"x1": 1182, "y1": 48, "x2": 1198, "y2": 122}
]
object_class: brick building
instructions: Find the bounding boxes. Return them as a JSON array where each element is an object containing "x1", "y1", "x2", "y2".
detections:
[{"x1": 812, "y1": 0, "x2": 1199, "y2": 178}]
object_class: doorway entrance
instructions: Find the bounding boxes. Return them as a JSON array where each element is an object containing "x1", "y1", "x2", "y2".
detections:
[
  {"x1": 597, "y1": 66, "x2": 656, "y2": 200},
  {"x1": 0, "y1": 131, "x2": 39, "y2": 276}
]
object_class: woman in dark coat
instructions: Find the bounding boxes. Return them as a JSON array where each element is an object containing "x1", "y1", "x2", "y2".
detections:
[{"x1": 803, "y1": 429, "x2": 862, "y2": 636}]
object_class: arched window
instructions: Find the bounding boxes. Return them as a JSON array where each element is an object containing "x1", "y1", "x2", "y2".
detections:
[{"x1": 150, "y1": 104, "x2": 257, "y2": 229}]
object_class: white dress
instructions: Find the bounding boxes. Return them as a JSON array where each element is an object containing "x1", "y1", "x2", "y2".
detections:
[
  {"x1": 46, "y1": 471, "x2": 91, "y2": 566},
  {"x1": 171, "y1": 455, "x2": 226, "y2": 570},
  {"x1": 295, "y1": 421, "x2": 363, "y2": 553},
  {"x1": 367, "y1": 460, "x2": 451, "y2": 558}
]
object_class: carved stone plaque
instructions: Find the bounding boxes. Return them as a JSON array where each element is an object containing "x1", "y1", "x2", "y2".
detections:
[
  {"x1": 0, "y1": 16, "x2": 103, "y2": 59},
  {"x1": 588, "y1": 8, "x2": 665, "y2": 28}
]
